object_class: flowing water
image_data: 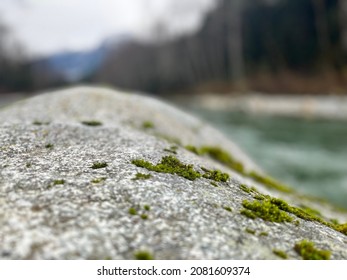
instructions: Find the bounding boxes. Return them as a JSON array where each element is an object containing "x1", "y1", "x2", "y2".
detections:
[{"x1": 190, "y1": 108, "x2": 347, "y2": 209}]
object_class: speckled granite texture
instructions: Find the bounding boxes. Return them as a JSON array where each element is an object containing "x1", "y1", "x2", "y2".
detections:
[{"x1": 0, "y1": 87, "x2": 346, "y2": 259}]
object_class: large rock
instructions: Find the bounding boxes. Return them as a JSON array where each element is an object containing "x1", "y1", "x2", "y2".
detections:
[{"x1": 0, "y1": 87, "x2": 346, "y2": 259}]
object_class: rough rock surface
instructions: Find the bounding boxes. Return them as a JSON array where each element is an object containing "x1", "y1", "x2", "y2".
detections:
[{"x1": 0, "y1": 87, "x2": 346, "y2": 259}]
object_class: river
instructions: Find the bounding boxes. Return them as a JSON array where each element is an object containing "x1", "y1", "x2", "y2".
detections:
[{"x1": 189, "y1": 108, "x2": 347, "y2": 209}]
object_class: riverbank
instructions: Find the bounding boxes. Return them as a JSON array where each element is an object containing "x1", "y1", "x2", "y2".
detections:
[{"x1": 171, "y1": 93, "x2": 347, "y2": 121}]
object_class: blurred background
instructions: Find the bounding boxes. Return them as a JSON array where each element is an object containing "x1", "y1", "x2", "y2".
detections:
[{"x1": 0, "y1": 0, "x2": 346, "y2": 208}]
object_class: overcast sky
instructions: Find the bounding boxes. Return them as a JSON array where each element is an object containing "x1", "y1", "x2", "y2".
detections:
[{"x1": 0, "y1": 0, "x2": 216, "y2": 57}]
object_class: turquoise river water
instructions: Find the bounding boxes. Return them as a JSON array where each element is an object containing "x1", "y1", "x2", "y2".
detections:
[{"x1": 190, "y1": 108, "x2": 347, "y2": 209}]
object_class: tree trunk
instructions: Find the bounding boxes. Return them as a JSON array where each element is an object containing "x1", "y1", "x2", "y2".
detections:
[
  {"x1": 224, "y1": 0, "x2": 245, "y2": 84},
  {"x1": 311, "y1": 0, "x2": 331, "y2": 65},
  {"x1": 338, "y1": 0, "x2": 347, "y2": 53}
]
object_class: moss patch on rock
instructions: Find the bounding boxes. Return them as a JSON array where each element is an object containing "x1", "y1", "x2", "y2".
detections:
[
  {"x1": 245, "y1": 228, "x2": 256, "y2": 234},
  {"x1": 128, "y1": 208, "x2": 137, "y2": 215},
  {"x1": 132, "y1": 155, "x2": 229, "y2": 184},
  {"x1": 163, "y1": 146, "x2": 178, "y2": 154},
  {"x1": 269, "y1": 198, "x2": 328, "y2": 226},
  {"x1": 273, "y1": 249, "x2": 288, "y2": 259},
  {"x1": 185, "y1": 145, "x2": 201, "y2": 155},
  {"x1": 132, "y1": 173, "x2": 152, "y2": 180},
  {"x1": 185, "y1": 145, "x2": 298, "y2": 194},
  {"x1": 294, "y1": 240, "x2": 331, "y2": 260},
  {"x1": 223, "y1": 206, "x2": 232, "y2": 212},
  {"x1": 239, "y1": 183, "x2": 347, "y2": 235},
  {"x1": 91, "y1": 162, "x2": 108, "y2": 169},
  {"x1": 134, "y1": 250, "x2": 154, "y2": 260},
  {"x1": 241, "y1": 199, "x2": 293, "y2": 223},
  {"x1": 132, "y1": 155, "x2": 201, "y2": 181},
  {"x1": 336, "y1": 223, "x2": 347, "y2": 234},
  {"x1": 45, "y1": 143, "x2": 54, "y2": 149},
  {"x1": 142, "y1": 121, "x2": 154, "y2": 129},
  {"x1": 248, "y1": 171, "x2": 293, "y2": 193},
  {"x1": 81, "y1": 120, "x2": 103, "y2": 126},
  {"x1": 91, "y1": 177, "x2": 107, "y2": 184},
  {"x1": 240, "y1": 184, "x2": 259, "y2": 195},
  {"x1": 33, "y1": 121, "x2": 50, "y2": 126},
  {"x1": 140, "y1": 214, "x2": 148, "y2": 220},
  {"x1": 53, "y1": 179, "x2": 65, "y2": 185},
  {"x1": 187, "y1": 146, "x2": 246, "y2": 175},
  {"x1": 202, "y1": 168, "x2": 229, "y2": 182},
  {"x1": 144, "y1": 205, "x2": 151, "y2": 211}
]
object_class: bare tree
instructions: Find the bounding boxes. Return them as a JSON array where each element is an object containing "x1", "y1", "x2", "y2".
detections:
[
  {"x1": 311, "y1": 0, "x2": 332, "y2": 66},
  {"x1": 222, "y1": 0, "x2": 245, "y2": 85},
  {"x1": 0, "y1": 19, "x2": 10, "y2": 62},
  {"x1": 338, "y1": 0, "x2": 347, "y2": 53},
  {"x1": 0, "y1": 17, "x2": 33, "y2": 92}
]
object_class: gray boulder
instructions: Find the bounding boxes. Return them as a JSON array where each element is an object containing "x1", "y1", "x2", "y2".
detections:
[{"x1": 0, "y1": 86, "x2": 346, "y2": 259}]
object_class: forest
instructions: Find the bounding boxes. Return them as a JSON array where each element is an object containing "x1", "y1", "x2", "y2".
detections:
[{"x1": 1, "y1": 0, "x2": 347, "y2": 95}]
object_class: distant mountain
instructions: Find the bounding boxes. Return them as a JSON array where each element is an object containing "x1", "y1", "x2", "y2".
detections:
[{"x1": 38, "y1": 34, "x2": 131, "y2": 82}]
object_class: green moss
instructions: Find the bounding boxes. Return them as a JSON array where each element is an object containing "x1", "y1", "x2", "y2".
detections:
[
  {"x1": 185, "y1": 145, "x2": 201, "y2": 155},
  {"x1": 163, "y1": 146, "x2": 178, "y2": 154},
  {"x1": 239, "y1": 184, "x2": 270, "y2": 202},
  {"x1": 140, "y1": 214, "x2": 148, "y2": 220},
  {"x1": 245, "y1": 228, "x2": 256, "y2": 235},
  {"x1": 184, "y1": 145, "x2": 246, "y2": 173},
  {"x1": 294, "y1": 240, "x2": 331, "y2": 260},
  {"x1": 81, "y1": 120, "x2": 103, "y2": 126},
  {"x1": 200, "y1": 146, "x2": 233, "y2": 163},
  {"x1": 132, "y1": 155, "x2": 230, "y2": 183},
  {"x1": 202, "y1": 169, "x2": 229, "y2": 182},
  {"x1": 199, "y1": 146, "x2": 245, "y2": 174},
  {"x1": 134, "y1": 250, "x2": 154, "y2": 260},
  {"x1": 248, "y1": 171, "x2": 293, "y2": 193},
  {"x1": 129, "y1": 208, "x2": 137, "y2": 215},
  {"x1": 45, "y1": 143, "x2": 54, "y2": 149},
  {"x1": 241, "y1": 199, "x2": 293, "y2": 223},
  {"x1": 254, "y1": 194, "x2": 267, "y2": 200},
  {"x1": 91, "y1": 177, "x2": 107, "y2": 184},
  {"x1": 210, "y1": 182, "x2": 219, "y2": 187},
  {"x1": 269, "y1": 198, "x2": 331, "y2": 227},
  {"x1": 273, "y1": 249, "x2": 288, "y2": 259},
  {"x1": 336, "y1": 223, "x2": 347, "y2": 235},
  {"x1": 132, "y1": 173, "x2": 152, "y2": 180},
  {"x1": 223, "y1": 206, "x2": 232, "y2": 212},
  {"x1": 142, "y1": 121, "x2": 154, "y2": 129},
  {"x1": 330, "y1": 219, "x2": 339, "y2": 225},
  {"x1": 240, "y1": 184, "x2": 252, "y2": 193},
  {"x1": 299, "y1": 206, "x2": 322, "y2": 217},
  {"x1": 240, "y1": 184, "x2": 259, "y2": 195},
  {"x1": 144, "y1": 205, "x2": 151, "y2": 211},
  {"x1": 132, "y1": 155, "x2": 201, "y2": 181},
  {"x1": 91, "y1": 162, "x2": 108, "y2": 169},
  {"x1": 33, "y1": 121, "x2": 50, "y2": 125},
  {"x1": 259, "y1": 232, "x2": 269, "y2": 237},
  {"x1": 252, "y1": 196, "x2": 345, "y2": 234},
  {"x1": 53, "y1": 179, "x2": 65, "y2": 185}
]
